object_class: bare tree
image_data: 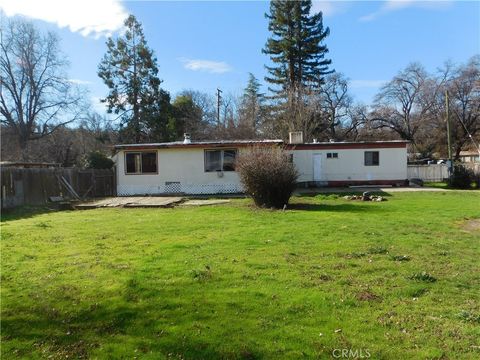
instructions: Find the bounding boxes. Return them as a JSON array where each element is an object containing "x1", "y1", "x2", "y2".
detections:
[
  {"x1": 318, "y1": 73, "x2": 353, "y2": 140},
  {"x1": 370, "y1": 63, "x2": 435, "y2": 149},
  {"x1": 263, "y1": 85, "x2": 324, "y2": 142},
  {"x1": 0, "y1": 18, "x2": 85, "y2": 156},
  {"x1": 446, "y1": 56, "x2": 480, "y2": 159},
  {"x1": 344, "y1": 103, "x2": 370, "y2": 141}
]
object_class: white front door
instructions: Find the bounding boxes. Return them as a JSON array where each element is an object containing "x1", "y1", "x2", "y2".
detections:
[{"x1": 313, "y1": 153, "x2": 322, "y2": 181}]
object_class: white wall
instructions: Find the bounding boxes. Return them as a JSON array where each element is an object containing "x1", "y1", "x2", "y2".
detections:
[
  {"x1": 290, "y1": 147, "x2": 407, "y2": 183},
  {"x1": 116, "y1": 148, "x2": 243, "y2": 195},
  {"x1": 116, "y1": 145, "x2": 408, "y2": 195}
]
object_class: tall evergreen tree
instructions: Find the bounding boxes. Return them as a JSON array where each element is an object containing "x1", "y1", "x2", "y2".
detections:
[
  {"x1": 263, "y1": 0, "x2": 333, "y2": 140},
  {"x1": 98, "y1": 15, "x2": 168, "y2": 143},
  {"x1": 263, "y1": 0, "x2": 332, "y2": 94},
  {"x1": 238, "y1": 73, "x2": 265, "y2": 133}
]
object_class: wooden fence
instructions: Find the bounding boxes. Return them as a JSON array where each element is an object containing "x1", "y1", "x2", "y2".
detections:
[
  {"x1": 407, "y1": 164, "x2": 449, "y2": 182},
  {"x1": 1, "y1": 167, "x2": 115, "y2": 209},
  {"x1": 408, "y1": 163, "x2": 480, "y2": 182}
]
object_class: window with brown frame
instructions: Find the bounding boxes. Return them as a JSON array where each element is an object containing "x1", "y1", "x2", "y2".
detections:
[
  {"x1": 364, "y1": 151, "x2": 379, "y2": 166},
  {"x1": 125, "y1": 152, "x2": 157, "y2": 174},
  {"x1": 204, "y1": 149, "x2": 237, "y2": 172}
]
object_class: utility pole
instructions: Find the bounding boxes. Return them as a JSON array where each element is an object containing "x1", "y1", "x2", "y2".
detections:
[
  {"x1": 216, "y1": 88, "x2": 222, "y2": 126},
  {"x1": 445, "y1": 90, "x2": 453, "y2": 178}
]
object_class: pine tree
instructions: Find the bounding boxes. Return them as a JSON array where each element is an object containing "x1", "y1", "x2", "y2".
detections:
[
  {"x1": 263, "y1": 0, "x2": 332, "y2": 94},
  {"x1": 238, "y1": 73, "x2": 265, "y2": 133},
  {"x1": 98, "y1": 15, "x2": 167, "y2": 143},
  {"x1": 263, "y1": 0, "x2": 333, "y2": 140}
]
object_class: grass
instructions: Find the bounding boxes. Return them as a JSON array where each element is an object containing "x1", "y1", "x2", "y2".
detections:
[
  {"x1": 1, "y1": 192, "x2": 480, "y2": 359},
  {"x1": 424, "y1": 181, "x2": 449, "y2": 189}
]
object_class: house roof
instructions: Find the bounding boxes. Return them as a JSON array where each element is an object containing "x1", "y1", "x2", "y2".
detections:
[
  {"x1": 460, "y1": 150, "x2": 480, "y2": 156},
  {"x1": 285, "y1": 140, "x2": 409, "y2": 150},
  {"x1": 114, "y1": 139, "x2": 284, "y2": 150},
  {"x1": 114, "y1": 139, "x2": 409, "y2": 151}
]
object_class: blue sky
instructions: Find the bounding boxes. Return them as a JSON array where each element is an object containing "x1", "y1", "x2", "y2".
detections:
[{"x1": 1, "y1": 0, "x2": 479, "y2": 115}]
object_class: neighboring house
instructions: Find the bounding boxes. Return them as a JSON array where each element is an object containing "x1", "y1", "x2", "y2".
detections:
[
  {"x1": 459, "y1": 150, "x2": 480, "y2": 163},
  {"x1": 112, "y1": 135, "x2": 408, "y2": 195}
]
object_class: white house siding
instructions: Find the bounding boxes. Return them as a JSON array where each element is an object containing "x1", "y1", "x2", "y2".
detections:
[
  {"x1": 116, "y1": 148, "x2": 244, "y2": 195},
  {"x1": 289, "y1": 145, "x2": 408, "y2": 186},
  {"x1": 114, "y1": 141, "x2": 409, "y2": 195}
]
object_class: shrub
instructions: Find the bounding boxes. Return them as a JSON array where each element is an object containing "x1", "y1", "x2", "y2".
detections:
[
  {"x1": 236, "y1": 146, "x2": 298, "y2": 209},
  {"x1": 448, "y1": 163, "x2": 475, "y2": 189},
  {"x1": 84, "y1": 151, "x2": 114, "y2": 169}
]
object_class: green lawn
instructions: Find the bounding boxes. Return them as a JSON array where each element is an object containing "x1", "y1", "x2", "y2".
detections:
[
  {"x1": 1, "y1": 192, "x2": 480, "y2": 359},
  {"x1": 424, "y1": 182, "x2": 449, "y2": 189}
]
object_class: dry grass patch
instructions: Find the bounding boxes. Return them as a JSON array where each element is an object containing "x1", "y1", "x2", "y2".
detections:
[{"x1": 460, "y1": 218, "x2": 480, "y2": 233}]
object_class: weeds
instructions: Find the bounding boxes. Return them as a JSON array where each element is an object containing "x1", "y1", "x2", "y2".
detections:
[
  {"x1": 191, "y1": 265, "x2": 212, "y2": 281},
  {"x1": 457, "y1": 310, "x2": 480, "y2": 323},
  {"x1": 409, "y1": 272, "x2": 437, "y2": 283},
  {"x1": 390, "y1": 255, "x2": 411, "y2": 262}
]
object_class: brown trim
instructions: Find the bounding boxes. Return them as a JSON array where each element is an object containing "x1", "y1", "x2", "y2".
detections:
[
  {"x1": 124, "y1": 150, "x2": 159, "y2": 175},
  {"x1": 204, "y1": 148, "x2": 238, "y2": 173},
  {"x1": 117, "y1": 142, "x2": 282, "y2": 151},
  {"x1": 326, "y1": 179, "x2": 408, "y2": 187},
  {"x1": 286, "y1": 142, "x2": 408, "y2": 150}
]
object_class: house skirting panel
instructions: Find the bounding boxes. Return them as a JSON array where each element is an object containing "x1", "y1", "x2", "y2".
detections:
[
  {"x1": 298, "y1": 179, "x2": 408, "y2": 188},
  {"x1": 117, "y1": 183, "x2": 243, "y2": 196}
]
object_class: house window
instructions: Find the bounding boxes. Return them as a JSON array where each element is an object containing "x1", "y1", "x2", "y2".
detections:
[
  {"x1": 125, "y1": 152, "x2": 157, "y2": 174},
  {"x1": 327, "y1": 152, "x2": 338, "y2": 159},
  {"x1": 364, "y1": 151, "x2": 379, "y2": 166},
  {"x1": 205, "y1": 149, "x2": 237, "y2": 172}
]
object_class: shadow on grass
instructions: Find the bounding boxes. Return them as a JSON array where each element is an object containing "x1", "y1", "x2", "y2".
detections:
[
  {"x1": 1, "y1": 299, "x2": 263, "y2": 359},
  {"x1": 0, "y1": 205, "x2": 65, "y2": 222},
  {"x1": 296, "y1": 189, "x2": 392, "y2": 198},
  {"x1": 288, "y1": 202, "x2": 383, "y2": 212}
]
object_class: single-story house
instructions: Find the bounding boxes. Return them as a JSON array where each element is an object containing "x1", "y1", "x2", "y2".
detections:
[
  {"x1": 459, "y1": 150, "x2": 480, "y2": 163},
  {"x1": 112, "y1": 135, "x2": 408, "y2": 196},
  {"x1": 287, "y1": 140, "x2": 408, "y2": 187}
]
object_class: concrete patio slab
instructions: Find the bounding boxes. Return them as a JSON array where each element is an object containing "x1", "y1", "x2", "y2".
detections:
[
  {"x1": 75, "y1": 196, "x2": 183, "y2": 209},
  {"x1": 180, "y1": 199, "x2": 231, "y2": 206}
]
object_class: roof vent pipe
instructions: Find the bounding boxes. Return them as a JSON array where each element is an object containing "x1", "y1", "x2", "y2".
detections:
[
  {"x1": 329, "y1": 139, "x2": 335, "y2": 143},
  {"x1": 183, "y1": 133, "x2": 191, "y2": 144}
]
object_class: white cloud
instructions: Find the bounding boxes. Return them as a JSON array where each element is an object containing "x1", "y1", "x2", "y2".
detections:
[
  {"x1": 350, "y1": 80, "x2": 387, "y2": 88},
  {"x1": 311, "y1": 1, "x2": 345, "y2": 17},
  {"x1": 180, "y1": 58, "x2": 232, "y2": 74},
  {"x1": 359, "y1": 0, "x2": 452, "y2": 22},
  {"x1": 91, "y1": 96, "x2": 108, "y2": 114},
  {"x1": 0, "y1": 0, "x2": 127, "y2": 38}
]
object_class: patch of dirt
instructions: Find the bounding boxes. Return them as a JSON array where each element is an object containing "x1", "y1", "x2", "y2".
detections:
[
  {"x1": 356, "y1": 290, "x2": 382, "y2": 302},
  {"x1": 461, "y1": 219, "x2": 480, "y2": 232}
]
